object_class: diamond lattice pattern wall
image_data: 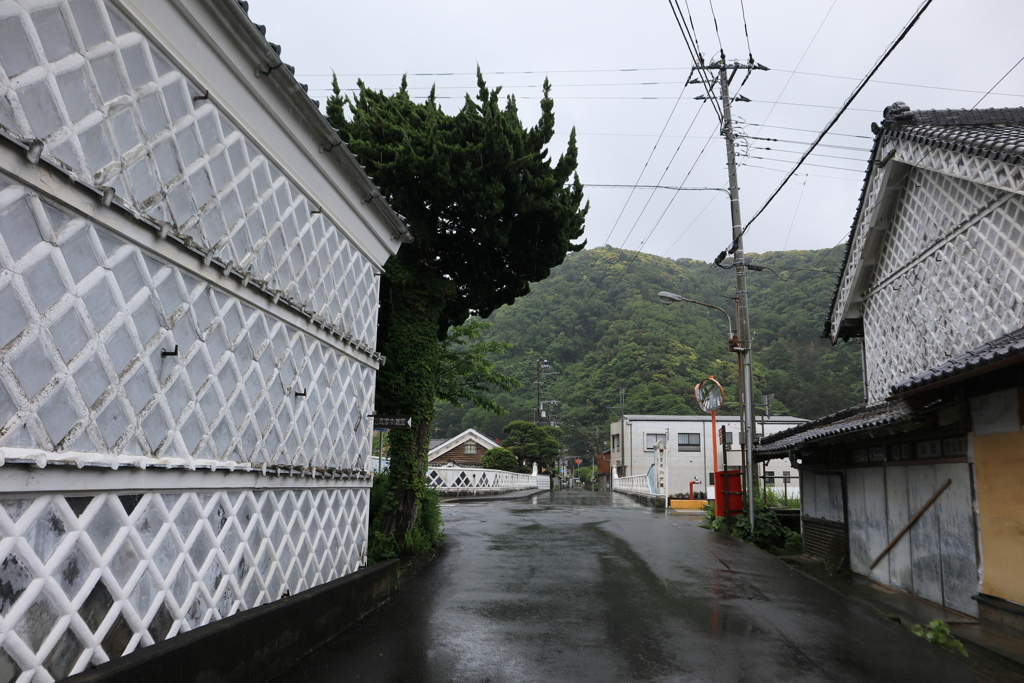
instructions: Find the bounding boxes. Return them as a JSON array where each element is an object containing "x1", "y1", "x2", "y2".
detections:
[
  {"x1": 861, "y1": 164, "x2": 1024, "y2": 401},
  {"x1": 0, "y1": 176, "x2": 374, "y2": 466},
  {"x1": 0, "y1": 0, "x2": 380, "y2": 350},
  {"x1": 0, "y1": 486, "x2": 367, "y2": 681}
]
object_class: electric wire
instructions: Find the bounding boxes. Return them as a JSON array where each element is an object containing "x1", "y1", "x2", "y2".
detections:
[
  {"x1": 737, "y1": 163, "x2": 861, "y2": 182},
  {"x1": 662, "y1": 193, "x2": 720, "y2": 257},
  {"x1": 613, "y1": 112, "x2": 712, "y2": 251},
  {"x1": 747, "y1": 146, "x2": 870, "y2": 163},
  {"x1": 707, "y1": 0, "x2": 724, "y2": 54},
  {"x1": 964, "y1": 54, "x2": 1024, "y2": 112},
  {"x1": 734, "y1": 0, "x2": 935, "y2": 247},
  {"x1": 751, "y1": 0, "x2": 837, "y2": 140},
  {"x1": 568, "y1": 80, "x2": 698, "y2": 306},
  {"x1": 668, "y1": 0, "x2": 724, "y2": 121},
  {"x1": 781, "y1": 178, "x2": 807, "y2": 251},
  {"x1": 738, "y1": 0, "x2": 754, "y2": 62}
]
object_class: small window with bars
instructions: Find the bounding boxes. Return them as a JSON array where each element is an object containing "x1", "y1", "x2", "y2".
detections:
[
  {"x1": 677, "y1": 433, "x2": 700, "y2": 452},
  {"x1": 764, "y1": 471, "x2": 775, "y2": 485},
  {"x1": 463, "y1": 442, "x2": 477, "y2": 455},
  {"x1": 645, "y1": 433, "x2": 667, "y2": 450}
]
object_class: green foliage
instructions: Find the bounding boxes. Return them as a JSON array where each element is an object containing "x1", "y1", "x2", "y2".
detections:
[
  {"x1": 710, "y1": 507, "x2": 802, "y2": 555},
  {"x1": 759, "y1": 486, "x2": 801, "y2": 509},
  {"x1": 576, "y1": 466, "x2": 594, "y2": 483},
  {"x1": 502, "y1": 420, "x2": 562, "y2": 470},
  {"x1": 436, "y1": 320, "x2": 521, "y2": 415},
  {"x1": 433, "y1": 247, "x2": 865, "y2": 461},
  {"x1": 329, "y1": 68, "x2": 587, "y2": 543},
  {"x1": 910, "y1": 620, "x2": 969, "y2": 658},
  {"x1": 480, "y1": 447, "x2": 520, "y2": 472},
  {"x1": 366, "y1": 470, "x2": 445, "y2": 563}
]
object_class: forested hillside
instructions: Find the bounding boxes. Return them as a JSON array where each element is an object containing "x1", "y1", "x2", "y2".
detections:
[{"x1": 432, "y1": 247, "x2": 863, "y2": 458}]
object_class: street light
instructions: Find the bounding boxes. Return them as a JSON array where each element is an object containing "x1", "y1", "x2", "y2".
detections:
[{"x1": 657, "y1": 290, "x2": 758, "y2": 529}]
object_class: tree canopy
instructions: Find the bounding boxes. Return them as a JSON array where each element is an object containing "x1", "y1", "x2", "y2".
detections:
[
  {"x1": 328, "y1": 71, "x2": 588, "y2": 543},
  {"x1": 480, "y1": 447, "x2": 519, "y2": 472},
  {"x1": 501, "y1": 420, "x2": 562, "y2": 471}
]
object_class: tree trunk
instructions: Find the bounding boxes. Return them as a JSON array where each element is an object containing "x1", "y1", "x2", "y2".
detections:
[{"x1": 374, "y1": 251, "x2": 449, "y2": 540}]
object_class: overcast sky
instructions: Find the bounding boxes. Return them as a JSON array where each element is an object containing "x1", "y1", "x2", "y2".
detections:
[{"x1": 247, "y1": 0, "x2": 1024, "y2": 264}]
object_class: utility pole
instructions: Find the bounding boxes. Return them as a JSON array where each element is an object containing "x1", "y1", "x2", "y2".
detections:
[{"x1": 696, "y1": 55, "x2": 767, "y2": 530}]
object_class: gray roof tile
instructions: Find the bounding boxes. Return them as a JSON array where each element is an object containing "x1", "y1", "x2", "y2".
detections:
[
  {"x1": 892, "y1": 324, "x2": 1024, "y2": 395},
  {"x1": 755, "y1": 400, "x2": 912, "y2": 454}
]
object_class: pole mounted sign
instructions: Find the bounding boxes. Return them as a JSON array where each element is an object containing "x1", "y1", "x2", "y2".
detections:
[
  {"x1": 694, "y1": 377, "x2": 724, "y2": 414},
  {"x1": 372, "y1": 415, "x2": 413, "y2": 429}
]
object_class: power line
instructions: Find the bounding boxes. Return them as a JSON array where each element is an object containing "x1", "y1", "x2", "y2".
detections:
[
  {"x1": 734, "y1": 0, "x2": 935, "y2": 248},
  {"x1": 738, "y1": 0, "x2": 754, "y2": 62},
  {"x1": 742, "y1": 155, "x2": 866, "y2": 173},
  {"x1": 707, "y1": 0, "x2": 724, "y2": 54},
  {"x1": 966, "y1": 54, "x2": 1024, "y2": 111},
  {"x1": 747, "y1": 146, "x2": 870, "y2": 163},
  {"x1": 752, "y1": 0, "x2": 837, "y2": 140},
  {"x1": 662, "y1": 193, "x2": 721, "y2": 256},
  {"x1": 737, "y1": 163, "x2": 862, "y2": 182}
]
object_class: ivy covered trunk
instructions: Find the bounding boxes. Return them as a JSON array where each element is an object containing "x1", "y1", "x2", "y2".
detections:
[{"x1": 374, "y1": 251, "x2": 450, "y2": 541}]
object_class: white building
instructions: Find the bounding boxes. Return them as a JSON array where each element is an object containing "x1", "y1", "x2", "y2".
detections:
[
  {"x1": 0, "y1": 0, "x2": 408, "y2": 678},
  {"x1": 611, "y1": 414, "x2": 807, "y2": 499}
]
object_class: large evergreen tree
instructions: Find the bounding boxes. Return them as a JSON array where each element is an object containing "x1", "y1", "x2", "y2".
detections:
[{"x1": 328, "y1": 71, "x2": 588, "y2": 543}]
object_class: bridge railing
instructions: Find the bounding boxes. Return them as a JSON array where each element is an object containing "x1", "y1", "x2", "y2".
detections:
[
  {"x1": 613, "y1": 473, "x2": 656, "y2": 495},
  {"x1": 427, "y1": 466, "x2": 538, "y2": 494}
]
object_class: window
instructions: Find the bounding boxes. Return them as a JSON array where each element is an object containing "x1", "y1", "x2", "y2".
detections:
[
  {"x1": 720, "y1": 430, "x2": 733, "y2": 450},
  {"x1": 917, "y1": 440, "x2": 941, "y2": 459},
  {"x1": 708, "y1": 472, "x2": 715, "y2": 486},
  {"x1": 782, "y1": 471, "x2": 791, "y2": 484},
  {"x1": 463, "y1": 442, "x2": 477, "y2": 455},
  {"x1": 764, "y1": 470, "x2": 775, "y2": 485},
  {"x1": 677, "y1": 433, "x2": 700, "y2": 452},
  {"x1": 645, "y1": 433, "x2": 667, "y2": 450},
  {"x1": 611, "y1": 434, "x2": 620, "y2": 451}
]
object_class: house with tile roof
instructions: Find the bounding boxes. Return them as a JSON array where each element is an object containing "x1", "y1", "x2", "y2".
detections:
[
  {"x1": 427, "y1": 428, "x2": 501, "y2": 467},
  {"x1": 757, "y1": 103, "x2": 1024, "y2": 632},
  {"x1": 0, "y1": 0, "x2": 409, "y2": 678}
]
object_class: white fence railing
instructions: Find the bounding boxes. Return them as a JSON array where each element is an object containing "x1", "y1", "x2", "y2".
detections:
[
  {"x1": 427, "y1": 466, "x2": 539, "y2": 493},
  {"x1": 613, "y1": 472, "x2": 656, "y2": 495}
]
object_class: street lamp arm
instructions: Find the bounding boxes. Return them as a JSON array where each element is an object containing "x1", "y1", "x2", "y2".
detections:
[{"x1": 657, "y1": 291, "x2": 735, "y2": 338}]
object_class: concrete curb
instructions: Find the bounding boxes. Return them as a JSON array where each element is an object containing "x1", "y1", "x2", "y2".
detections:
[
  {"x1": 65, "y1": 559, "x2": 403, "y2": 683},
  {"x1": 441, "y1": 488, "x2": 547, "y2": 503}
]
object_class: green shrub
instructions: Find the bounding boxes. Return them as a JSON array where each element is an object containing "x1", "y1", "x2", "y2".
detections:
[
  {"x1": 480, "y1": 447, "x2": 520, "y2": 472},
  {"x1": 366, "y1": 469, "x2": 444, "y2": 563},
  {"x1": 910, "y1": 620, "x2": 968, "y2": 658}
]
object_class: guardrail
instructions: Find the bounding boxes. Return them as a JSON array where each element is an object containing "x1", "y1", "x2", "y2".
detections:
[
  {"x1": 613, "y1": 473, "x2": 655, "y2": 495},
  {"x1": 426, "y1": 466, "x2": 540, "y2": 495}
]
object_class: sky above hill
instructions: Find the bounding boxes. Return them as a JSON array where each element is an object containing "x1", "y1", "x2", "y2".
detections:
[{"x1": 246, "y1": 0, "x2": 1024, "y2": 263}]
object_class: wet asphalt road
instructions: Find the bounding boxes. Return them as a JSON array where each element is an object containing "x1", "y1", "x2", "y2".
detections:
[{"x1": 276, "y1": 491, "x2": 975, "y2": 682}]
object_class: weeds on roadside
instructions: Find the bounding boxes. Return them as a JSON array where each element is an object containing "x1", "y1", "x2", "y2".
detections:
[
  {"x1": 910, "y1": 620, "x2": 969, "y2": 658},
  {"x1": 366, "y1": 469, "x2": 445, "y2": 563},
  {"x1": 707, "y1": 505, "x2": 802, "y2": 555}
]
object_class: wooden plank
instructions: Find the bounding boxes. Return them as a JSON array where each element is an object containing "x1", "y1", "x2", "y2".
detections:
[
  {"x1": 885, "y1": 466, "x2": 914, "y2": 593},
  {"x1": 936, "y1": 463, "x2": 979, "y2": 616}
]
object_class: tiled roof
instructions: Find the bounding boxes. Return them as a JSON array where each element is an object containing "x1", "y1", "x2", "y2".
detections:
[
  {"x1": 892, "y1": 325, "x2": 1024, "y2": 395},
  {"x1": 755, "y1": 400, "x2": 912, "y2": 454},
  {"x1": 882, "y1": 105, "x2": 1024, "y2": 166}
]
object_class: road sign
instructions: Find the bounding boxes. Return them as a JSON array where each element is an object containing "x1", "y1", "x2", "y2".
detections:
[
  {"x1": 695, "y1": 377, "x2": 724, "y2": 414},
  {"x1": 372, "y1": 415, "x2": 413, "y2": 429},
  {"x1": 575, "y1": 458, "x2": 582, "y2": 465}
]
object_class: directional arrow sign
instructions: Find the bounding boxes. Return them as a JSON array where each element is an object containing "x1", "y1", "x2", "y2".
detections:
[{"x1": 373, "y1": 415, "x2": 413, "y2": 429}]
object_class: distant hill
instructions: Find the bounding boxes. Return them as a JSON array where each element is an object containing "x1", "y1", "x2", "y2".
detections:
[{"x1": 432, "y1": 247, "x2": 864, "y2": 458}]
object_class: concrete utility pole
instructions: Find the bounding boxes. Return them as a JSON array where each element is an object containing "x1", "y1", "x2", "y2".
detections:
[{"x1": 695, "y1": 56, "x2": 767, "y2": 530}]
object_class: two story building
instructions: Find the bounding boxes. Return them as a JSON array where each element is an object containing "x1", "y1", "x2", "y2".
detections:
[
  {"x1": 758, "y1": 104, "x2": 1024, "y2": 630},
  {"x1": 0, "y1": 0, "x2": 408, "y2": 678},
  {"x1": 611, "y1": 414, "x2": 806, "y2": 500}
]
